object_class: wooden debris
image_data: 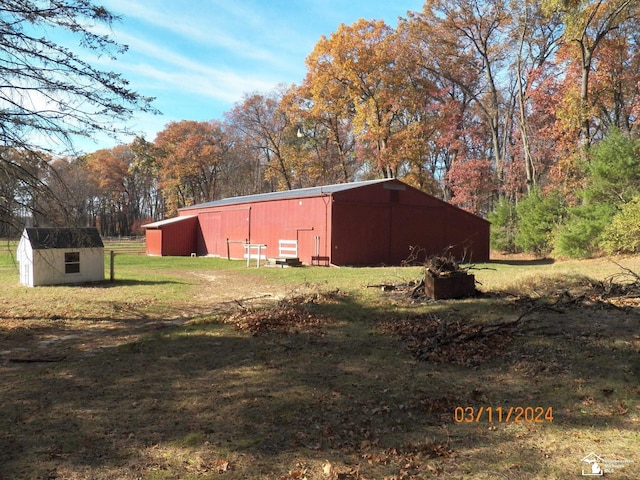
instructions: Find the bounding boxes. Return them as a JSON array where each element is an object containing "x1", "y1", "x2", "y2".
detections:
[
  {"x1": 8, "y1": 356, "x2": 66, "y2": 363},
  {"x1": 425, "y1": 254, "x2": 469, "y2": 278},
  {"x1": 424, "y1": 254, "x2": 476, "y2": 299}
]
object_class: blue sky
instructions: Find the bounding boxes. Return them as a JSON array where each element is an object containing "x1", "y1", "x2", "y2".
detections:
[{"x1": 80, "y1": 0, "x2": 424, "y2": 152}]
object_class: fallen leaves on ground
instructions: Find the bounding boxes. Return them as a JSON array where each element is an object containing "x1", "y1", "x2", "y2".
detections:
[
  {"x1": 280, "y1": 469, "x2": 307, "y2": 480},
  {"x1": 378, "y1": 313, "x2": 513, "y2": 366},
  {"x1": 215, "y1": 458, "x2": 230, "y2": 473}
]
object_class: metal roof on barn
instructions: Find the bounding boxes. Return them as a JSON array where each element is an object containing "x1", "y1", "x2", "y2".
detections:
[
  {"x1": 179, "y1": 178, "x2": 392, "y2": 211},
  {"x1": 24, "y1": 227, "x2": 104, "y2": 250}
]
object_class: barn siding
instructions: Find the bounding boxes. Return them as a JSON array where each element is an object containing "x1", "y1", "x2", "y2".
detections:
[
  {"x1": 390, "y1": 204, "x2": 448, "y2": 263},
  {"x1": 144, "y1": 216, "x2": 198, "y2": 256},
  {"x1": 330, "y1": 202, "x2": 389, "y2": 265},
  {"x1": 196, "y1": 211, "x2": 222, "y2": 255},
  {"x1": 185, "y1": 195, "x2": 331, "y2": 262},
  {"x1": 162, "y1": 217, "x2": 197, "y2": 256},
  {"x1": 195, "y1": 208, "x2": 250, "y2": 259},
  {"x1": 330, "y1": 181, "x2": 489, "y2": 264}
]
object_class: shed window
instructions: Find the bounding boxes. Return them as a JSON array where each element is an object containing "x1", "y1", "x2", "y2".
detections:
[{"x1": 65, "y1": 252, "x2": 80, "y2": 274}]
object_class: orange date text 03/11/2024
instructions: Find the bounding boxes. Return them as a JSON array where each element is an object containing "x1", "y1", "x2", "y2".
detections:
[{"x1": 453, "y1": 406, "x2": 554, "y2": 423}]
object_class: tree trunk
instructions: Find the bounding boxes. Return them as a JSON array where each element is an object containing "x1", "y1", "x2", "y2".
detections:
[
  {"x1": 580, "y1": 48, "x2": 592, "y2": 152},
  {"x1": 516, "y1": 21, "x2": 535, "y2": 191}
]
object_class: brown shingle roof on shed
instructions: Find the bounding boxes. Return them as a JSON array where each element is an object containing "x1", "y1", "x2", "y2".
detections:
[{"x1": 25, "y1": 228, "x2": 104, "y2": 250}]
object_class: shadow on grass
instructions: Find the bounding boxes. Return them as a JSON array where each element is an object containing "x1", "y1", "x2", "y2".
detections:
[
  {"x1": 488, "y1": 257, "x2": 555, "y2": 266},
  {"x1": 98, "y1": 278, "x2": 190, "y2": 287},
  {"x1": 0, "y1": 289, "x2": 638, "y2": 479},
  {"x1": 6, "y1": 279, "x2": 189, "y2": 290}
]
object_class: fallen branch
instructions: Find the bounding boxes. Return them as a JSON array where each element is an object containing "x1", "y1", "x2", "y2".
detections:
[
  {"x1": 410, "y1": 279, "x2": 425, "y2": 298},
  {"x1": 608, "y1": 259, "x2": 640, "y2": 284},
  {"x1": 9, "y1": 356, "x2": 66, "y2": 363},
  {"x1": 366, "y1": 283, "x2": 397, "y2": 291},
  {"x1": 226, "y1": 293, "x2": 272, "y2": 310},
  {"x1": 513, "y1": 304, "x2": 565, "y2": 323}
]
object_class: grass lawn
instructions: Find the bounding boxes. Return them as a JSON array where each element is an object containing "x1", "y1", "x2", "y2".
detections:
[{"x1": 0, "y1": 245, "x2": 639, "y2": 479}]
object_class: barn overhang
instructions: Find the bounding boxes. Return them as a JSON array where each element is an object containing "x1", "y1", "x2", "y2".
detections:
[
  {"x1": 142, "y1": 216, "x2": 198, "y2": 256},
  {"x1": 141, "y1": 215, "x2": 197, "y2": 229}
]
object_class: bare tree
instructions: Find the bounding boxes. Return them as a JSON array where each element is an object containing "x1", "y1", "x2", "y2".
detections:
[{"x1": 0, "y1": 1, "x2": 156, "y2": 234}]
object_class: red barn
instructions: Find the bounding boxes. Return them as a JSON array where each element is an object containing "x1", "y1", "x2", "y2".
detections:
[{"x1": 143, "y1": 179, "x2": 490, "y2": 265}]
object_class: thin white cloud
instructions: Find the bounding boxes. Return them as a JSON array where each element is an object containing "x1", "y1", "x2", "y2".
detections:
[
  {"x1": 97, "y1": 28, "x2": 282, "y2": 100},
  {"x1": 102, "y1": 0, "x2": 294, "y2": 68},
  {"x1": 127, "y1": 61, "x2": 277, "y2": 103}
]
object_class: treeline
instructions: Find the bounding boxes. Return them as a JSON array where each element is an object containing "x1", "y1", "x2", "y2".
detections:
[
  {"x1": 491, "y1": 129, "x2": 640, "y2": 257},
  {"x1": 3, "y1": 0, "x2": 640, "y2": 257}
]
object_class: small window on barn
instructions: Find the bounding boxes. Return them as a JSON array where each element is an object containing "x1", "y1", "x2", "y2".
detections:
[{"x1": 65, "y1": 252, "x2": 80, "y2": 274}]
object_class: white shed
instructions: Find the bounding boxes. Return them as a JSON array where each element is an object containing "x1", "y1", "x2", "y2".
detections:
[{"x1": 17, "y1": 228, "x2": 105, "y2": 287}]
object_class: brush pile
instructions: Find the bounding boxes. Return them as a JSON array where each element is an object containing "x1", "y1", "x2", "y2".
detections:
[
  {"x1": 425, "y1": 254, "x2": 470, "y2": 278},
  {"x1": 379, "y1": 313, "x2": 512, "y2": 366},
  {"x1": 424, "y1": 254, "x2": 476, "y2": 299},
  {"x1": 588, "y1": 262, "x2": 640, "y2": 301},
  {"x1": 225, "y1": 291, "x2": 341, "y2": 335}
]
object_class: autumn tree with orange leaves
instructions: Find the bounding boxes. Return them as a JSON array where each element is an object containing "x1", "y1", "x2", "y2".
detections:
[
  {"x1": 281, "y1": 83, "x2": 359, "y2": 186},
  {"x1": 304, "y1": 19, "x2": 416, "y2": 179},
  {"x1": 539, "y1": 0, "x2": 640, "y2": 195},
  {"x1": 409, "y1": 0, "x2": 512, "y2": 188},
  {"x1": 154, "y1": 120, "x2": 236, "y2": 216},
  {"x1": 86, "y1": 145, "x2": 151, "y2": 236},
  {"x1": 543, "y1": 0, "x2": 640, "y2": 149}
]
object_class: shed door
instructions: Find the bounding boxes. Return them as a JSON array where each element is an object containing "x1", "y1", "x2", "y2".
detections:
[{"x1": 21, "y1": 261, "x2": 31, "y2": 286}]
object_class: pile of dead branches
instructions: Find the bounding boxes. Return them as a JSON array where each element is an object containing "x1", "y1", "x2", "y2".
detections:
[
  {"x1": 588, "y1": 261, "x2": 640, "y2": 301},
  {"x1": 504, "y1": 264, "x2": 640, "y2": 312},
  {"x1": 379, "y1": 313, "x2": 515, "y2": 366},
  {"x1": 381, "y1": 262, "x2": 640, "y2": 365},
  {"x1": 225, "y1": 293, "x2": 337, "y2": 335},
  {"x1": 425, "y1": 254, "x2": 471, "y2": 278}
]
